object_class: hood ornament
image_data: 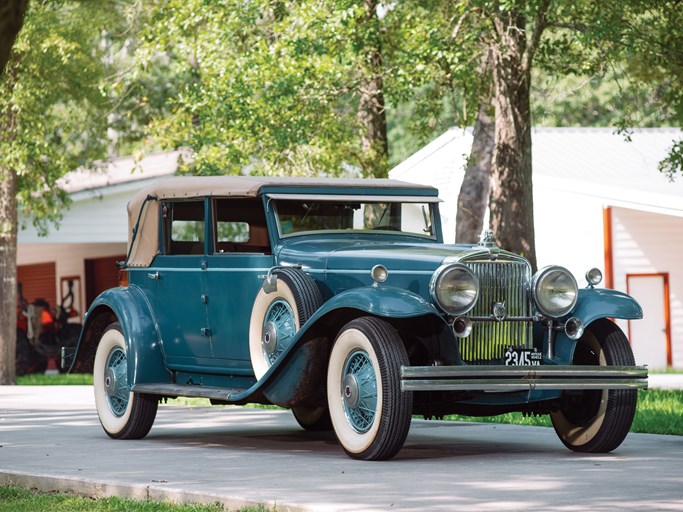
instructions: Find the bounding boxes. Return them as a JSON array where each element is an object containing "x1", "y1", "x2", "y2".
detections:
[{"x1": 478, "y1": 230, "x2": 500, "y2": 261}]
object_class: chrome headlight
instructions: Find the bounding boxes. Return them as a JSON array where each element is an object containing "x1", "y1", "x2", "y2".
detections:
[
  {"x1": 585, "y1": 267, "x2": 603, "y2": 287},
  {"x1": 430, "y1": 264, "x2": 479, "y2": 316},
  {"x1": 532, "y1": 266, "x2": 578, "y2": 318}
]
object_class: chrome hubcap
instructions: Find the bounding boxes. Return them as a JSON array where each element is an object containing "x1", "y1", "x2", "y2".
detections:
[
  {"x1": 104, "y1": 368, "x2": 117, "y2": 397},
  {"x1": 262, "y1": 321, "x2": 278, "y2": 355},
  {"x1": 343, "y1": 374, "x2": 360, "y2": 408},
  {"x1": 104, "y1": 346, "x2": 129, "y2": 417},
  {"x1": 262, "y1": 299, "x2": 296, "y2": 365}
]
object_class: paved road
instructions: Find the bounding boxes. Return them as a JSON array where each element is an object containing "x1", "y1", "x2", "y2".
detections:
[{"x1": 1, "y1": 386, "x2": 682, "y2": 511}]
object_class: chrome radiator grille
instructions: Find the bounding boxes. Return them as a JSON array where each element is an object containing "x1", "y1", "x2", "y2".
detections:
[{"x1": 460, "y1": 259, "x2": 533, "y2": 365}]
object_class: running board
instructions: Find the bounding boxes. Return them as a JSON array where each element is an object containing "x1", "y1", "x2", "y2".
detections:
[
  {"x1": 401, "y1": 365, "x2": 648, "y2": 392},
  {"x1": 132, "y1": 383, "x2": 246, "y2": 402}
]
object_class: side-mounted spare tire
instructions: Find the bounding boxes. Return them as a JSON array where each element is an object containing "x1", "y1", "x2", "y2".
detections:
[{"x1": 248, "y1": 268, "x2": 323, "y2": 379}]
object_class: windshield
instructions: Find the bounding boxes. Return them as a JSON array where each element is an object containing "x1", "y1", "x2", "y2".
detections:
[{"x1": 273, "y1": 199, "x2": 436, "y2": 239}]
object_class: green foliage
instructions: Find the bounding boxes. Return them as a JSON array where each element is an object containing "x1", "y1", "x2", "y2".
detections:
[
  {"x1": 0, "y1": 1, "x2": 128, "y2": 233},
  {"x1": 133, "y1": 0, "x2": 386, "y2": 177},
  {"x1": 0, "y1": 486, "x2": 270, "y2": 512},
  {"x1": 16, "y1": 373, "x2": 93, "y2": 385}
]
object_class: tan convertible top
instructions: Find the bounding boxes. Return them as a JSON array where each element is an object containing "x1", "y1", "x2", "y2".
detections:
[{"x1": 125, "y1": 176, "x2": 438, "y2": 267}]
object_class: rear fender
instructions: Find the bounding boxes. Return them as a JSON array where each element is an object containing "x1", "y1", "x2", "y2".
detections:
[{"x1": 69, "y1": 286, "x2": 170, "y2": 385}]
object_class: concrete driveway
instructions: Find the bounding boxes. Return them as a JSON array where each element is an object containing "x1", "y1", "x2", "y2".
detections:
[{"x1": 1, "y1": 385, "x2": 682, "y2": 511}]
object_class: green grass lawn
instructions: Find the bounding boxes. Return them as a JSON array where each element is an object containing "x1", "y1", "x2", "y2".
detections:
[
  {"x1": 442, "y1": 388, "x2": 683, "y2": 436},
  {"x1": 0, "y1": 486, "x2": 267, "y2": 512}
]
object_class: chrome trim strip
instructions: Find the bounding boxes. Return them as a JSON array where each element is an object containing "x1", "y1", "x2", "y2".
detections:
[
  {"x1": 402, "y1": 365, "x2": 648, "y2": 379},
  {"x1": 400, "y1": 365, "x2": 648, "y2": 392},
  {"x1": 401, "y1": 379, "x2": 648, "y2": 392}
]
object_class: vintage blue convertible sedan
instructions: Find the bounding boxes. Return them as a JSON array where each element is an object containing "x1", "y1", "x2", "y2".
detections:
[{"x1": 66, "y1": 176, "x2": 647, "y2": 460}]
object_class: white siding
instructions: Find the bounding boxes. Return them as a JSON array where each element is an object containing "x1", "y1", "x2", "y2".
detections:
[
  {"x1": 611, "y1": 207, "x2": 683, "y2": 367},
  {"x1": 18, "y1": 190, "x2": 131, "y2": 244}
]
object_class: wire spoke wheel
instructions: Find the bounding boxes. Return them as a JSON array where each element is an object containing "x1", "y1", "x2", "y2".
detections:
[
  {"x1": 262, "y1": 299, "x2": 297, "y2": 365},
  {"x1": 93, "y1": 322, "x2": 158, "y2": 439},
  {"x1": 342, "y1": 350, "x2": 378, "y2": 433},
  {"x1": 104, "y1": 347, "x2": 130, "y2": 416},
  {"x1": 249, "y1": 268, "x2": 322, "y2": 379},
  {"x1": 327, "y1": 317, "x2": 412, "y2": 461}
]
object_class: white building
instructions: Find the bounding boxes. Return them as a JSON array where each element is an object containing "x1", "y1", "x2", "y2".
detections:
[{"x1": 391, "y1": 127, "x2": 683, "y2": 369}]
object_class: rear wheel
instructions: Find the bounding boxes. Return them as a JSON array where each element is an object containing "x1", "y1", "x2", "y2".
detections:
[
  {"x1": 327, "y1": 317, "x2": 412, "y2": 461},
  {"x1": 292, "y1": 405, "x2": 333, "y2": 431},
  {"x1": 93, "y1": 322, "x2": 158, "y2": 439},
  {"x1": 551, "y1": 319, "x2": 637, "y2": 453}
]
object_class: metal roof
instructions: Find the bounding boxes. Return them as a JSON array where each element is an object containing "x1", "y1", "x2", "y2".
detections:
[{"x1": 391, "y1": 127, "x2": 683, "y2": 218}]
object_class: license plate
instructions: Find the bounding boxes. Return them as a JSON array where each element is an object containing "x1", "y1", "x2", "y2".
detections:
[{"x1": 504, "y1": 347, "x2": 543, "y2": 366}]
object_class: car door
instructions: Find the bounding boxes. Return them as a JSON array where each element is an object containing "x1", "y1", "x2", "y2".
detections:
[
  {"x1": 203, "y1": 197, "x2": 274, "y2": 373},
  {"x1": 153, "y1": 199, "x2": 213, "y2": 368}
]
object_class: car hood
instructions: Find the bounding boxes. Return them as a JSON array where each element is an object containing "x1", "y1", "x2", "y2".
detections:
[{"x1": 276, "y1": 237, "x2": 483, "y2": 272}]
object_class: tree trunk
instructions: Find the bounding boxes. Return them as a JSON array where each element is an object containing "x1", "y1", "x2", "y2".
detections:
[
  {"x1": 356, "y1": 0, "x2": 389, "y2": 178},
  {"x1": 488, "y1": 10, "x2": 538, "y2": 271},
  {"x1": 456, "y1": 102, "x2": 494, "y2": 244},
  {"x1": 0, "y1": 0, "x2": 28, "y2": 76},
  {"x1": 0, "y1": 165, "x2": 18, "y2": 384}
]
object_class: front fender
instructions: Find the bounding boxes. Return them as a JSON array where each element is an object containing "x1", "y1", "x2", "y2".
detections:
[
  {"x1": 251, "y1": 286, "x2": 443, "y2": 406},
  {"x1": 69, "y1": 285, "x2": 170, "y2": 385},
  {"x1": 553, "y1": 288, "x2": 643, "y2": 364},
  {"x1": 307, "y1": 285, "x2": 440, "y2": 324},
  {"x1": 573, "y1": 288, "x2": 643, "y2": 325}
]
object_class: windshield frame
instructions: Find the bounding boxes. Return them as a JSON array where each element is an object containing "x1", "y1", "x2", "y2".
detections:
[{"x1": 269, "y1": 194, "x2": 441, "y2": 241}]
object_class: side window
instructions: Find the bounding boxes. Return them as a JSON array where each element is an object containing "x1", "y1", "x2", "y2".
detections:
[
  {"x1": 213, "y1": 198, "x2": 270, "y2": 254},
  {"x1": 217, "y1": 221, "x2": 250, "y2": 243},
  {"x1": 162, "y1": 200, "x2": 205, "y2": 255}
]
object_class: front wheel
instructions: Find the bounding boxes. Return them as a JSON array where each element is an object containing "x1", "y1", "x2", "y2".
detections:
[
  {"x1": 551, "y1": 319, "x2": 637, "y2": 453},
  {"x1": 93, "y1": 322, "x2": 158, "y2": 439},
  {"x1": 327, "y1": 317, "x2": 413, "y2": 461}
]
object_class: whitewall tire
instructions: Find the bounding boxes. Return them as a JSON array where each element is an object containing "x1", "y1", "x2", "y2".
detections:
[
  {"x1": 93, "y1": 322, "x2": 157, "y2": 439},
  {"x1": 327, "y1": 317, "x2": 412, "y2": 460}
]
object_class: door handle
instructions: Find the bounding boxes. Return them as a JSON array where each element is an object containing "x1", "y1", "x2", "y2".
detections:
[{"x1": 147, "y1": 272, "x2": 160, "y2": 280}]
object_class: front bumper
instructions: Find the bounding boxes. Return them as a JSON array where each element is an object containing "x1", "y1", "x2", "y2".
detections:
[{"x1": 401, "y1": 365, "x2": 648, "y2": 392}]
